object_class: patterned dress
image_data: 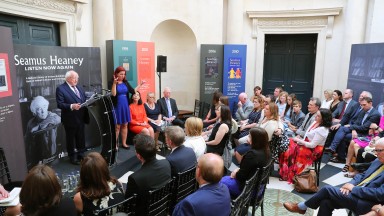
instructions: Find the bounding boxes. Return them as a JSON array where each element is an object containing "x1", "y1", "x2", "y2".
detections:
[{"x1": 80, "y1": 181, "x2": 125, "y2": 216}]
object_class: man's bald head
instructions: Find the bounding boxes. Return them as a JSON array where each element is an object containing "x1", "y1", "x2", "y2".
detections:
[
  {"x1": 238, "y1": 92, "x2": 248, "y2": 105},
  {"x1": 163, "y1": 87, "x2": 171, "y2": 98},
  {"x1": 197, "y1": 153, "x2": 224, "y2": 184}
]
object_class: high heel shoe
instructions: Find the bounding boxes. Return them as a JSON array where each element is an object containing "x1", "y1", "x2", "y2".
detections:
[{"x1": 122, "y1": 144, "x2": 130, "y2": 149}]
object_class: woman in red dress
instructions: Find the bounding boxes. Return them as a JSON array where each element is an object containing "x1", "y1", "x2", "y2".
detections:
[
  {"x1": 279, "y1": 108, "x2": 332, "y2": 183},
  {"x1": 129, "y1": 92, "x2": 154, "y2": 138}
]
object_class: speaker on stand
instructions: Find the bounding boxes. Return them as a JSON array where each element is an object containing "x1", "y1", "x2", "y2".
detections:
[{"x1": 156, "y1": 55, "x2": 167, "y2": 99}]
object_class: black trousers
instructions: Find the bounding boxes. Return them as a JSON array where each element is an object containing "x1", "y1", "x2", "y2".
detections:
[{"x1": 64, "y1": 124, "x2": 85, "y2": 160}]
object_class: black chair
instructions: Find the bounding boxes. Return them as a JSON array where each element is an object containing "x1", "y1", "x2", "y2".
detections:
[
  {"x1": 144, "y1": 178, "x2": 174, "y2": 216},
  {"x1": 93, "y1": 195, "x2": 136, "y2": 216},
  {"x1": 250, "y1": 159, "x2": 273, "y2": 216},
  {"x1": 230, "y1": 169, "x2": 260, "y2": 216},
  {"x1": 313, "y1": 145, "x2": 326, "y2": 186},
  {"x1": 183, "y1": 99, "x2": 201, "y2": 119},
  {"x1": 0, "y1": 147, "x2": 23, "y2": 191},
  {"x1": 200, "y1": 102, "x2": 211, "y2": 120},
  {"x1": 169, "y1": 166, "x2": 197, "y2": 213}
]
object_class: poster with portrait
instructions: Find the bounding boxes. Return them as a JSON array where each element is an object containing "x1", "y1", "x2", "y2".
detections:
[
  {"x1": 0, "y1": 53, "x2": 12, "y2": 98},
  {"x1": 14, "y1": 45, "x2": 102, "y2": 170}
]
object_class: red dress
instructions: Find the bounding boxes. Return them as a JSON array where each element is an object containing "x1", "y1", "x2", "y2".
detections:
[{"x1": 129, "y1": 103, "x2": 151, "y2": 134}]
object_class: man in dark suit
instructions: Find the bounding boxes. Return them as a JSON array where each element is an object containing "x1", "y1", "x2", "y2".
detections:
[
  {"x1": 284, "y1": 138, "x2": 384, "y2": 215},
  {"x1": 328, "y1": 96, "x2": 380, "y2": 163},
  {"x1": 295, "y1": 97, "x2": 321, "y2": 137},
  {"x1": 125, "y1": 134, "x2": 171, "y2": 215},
  {"x1": 172, "y1": 153, "x2": 231, "y2": 216},
  {"x1": 165, "y1": 126, "x2": 196, "y2": 176},
  {"x1": 56, "y1": 70, "x2": 89, "y2": 165},
  {"x1": 157, "y1": 87, "x2": 184, "y2": 128}
]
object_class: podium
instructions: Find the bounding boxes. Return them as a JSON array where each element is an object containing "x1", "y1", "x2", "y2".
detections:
[{"x1": 86, "y1": 93, "x2": 117, "y2": 166}]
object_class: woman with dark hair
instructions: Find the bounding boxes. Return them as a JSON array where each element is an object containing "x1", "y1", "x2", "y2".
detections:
[
  {"x1": 203, "y1": 91, "x2": 222, "y2": 128},
  {"x1": 129, "y1": 92, "x2": 154, "y2": 138},
  {"x1": 219, "y1": 95, "x2": 229, "y2": 106},
  {"x1": 330, "y1": 90, "x2": 342, "y2": 113},
  {"x1": 220, "y1": 127, "x2": 270, "y2": 198},
  {"x1": 282, "y1": 93, "x2": 296, "y2": 125},
  {"x1": 279, "y1": 108, "x2": 332, "y2": 183},
  {"x1": 74, "y1": 152, "x2": 125, "y2": 215},
  {"x1": 205, "y1": 105, "x2": 232, "y2": 155},
  {"x1": 111, "y1": 66, "x2": 144, "y2": 149},
  {"x1": 18, "y1": 165, "x2": 76, "y2": 216}
]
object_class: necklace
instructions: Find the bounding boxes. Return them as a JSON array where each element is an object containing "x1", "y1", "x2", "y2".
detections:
[{"x1": 147, "y1": 103, "x2": 155, "y2": 109}]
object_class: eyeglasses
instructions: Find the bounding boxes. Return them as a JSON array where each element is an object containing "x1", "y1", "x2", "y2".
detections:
[
  {"x1": 148, "y1": 96, "x2": 155, "y2": 99},
  {"x1": 373, "y1": 149, "x2": 384, "y2": 153}
]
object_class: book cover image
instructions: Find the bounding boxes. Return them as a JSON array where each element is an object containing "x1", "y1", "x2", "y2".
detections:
[
  {"x1": 119, "y1": 56, "x2": 133, "y2": 82},
  {"x1": 0, "y1": 53, "x2": 12, "y2": 98},
  {"x1": 205, "y1": 57, "x2": 219, "y2": 79}
]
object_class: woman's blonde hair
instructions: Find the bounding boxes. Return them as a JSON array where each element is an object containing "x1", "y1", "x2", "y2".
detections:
[{"x1": 185, "y1": 117, "x2": 203, "y2": 136}]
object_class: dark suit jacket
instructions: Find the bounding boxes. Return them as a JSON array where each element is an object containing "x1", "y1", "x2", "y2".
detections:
[
  {"x1": 296, "y1": 112, "x2": 317, "y2": 137},
  {"x1": 166, "y1": 145, "x2": 196, "y2": 176},
  {"x1": 349, "y1": 107, "x2": 381, "y2": 135},
  {"x1": 350, "y1": 159, "x2": 384, "y2": 203},
  {"x1": 172, "y1": 183, "x2": 231, "y2": 216},
  {"x1": 157, "y1": 97, "x2": 179, "y2": 118},
  {"x1": 332, "y1": 100, "x2": 358, "y2": 120},
  {"x1": 125, "y1": 158, "x2": 171, "y2": 215},
  {"x1": 338, "y1": 100, "x2": 360, "y2": 125},
  {"x1": 56, "y1": 82, "x2": 88, "y2": 127}
]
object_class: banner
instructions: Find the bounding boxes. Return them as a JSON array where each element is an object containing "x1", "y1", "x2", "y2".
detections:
[
  {"x1": 200, "y1": 45, "x2": 223, "y2": 104},
  {"x1": 347, "y1": 43, "x2": 384, "y2": 107},
  {"x1": 136, "y1": 42, "x2": 155, "y2": 102},
  {"x1": 14, "y1": 45, "x2": 102, "y2": 170},
  {"x1": 222, "y1": 44, "x2": 247, "y2": 117},
  {"x1": 0, "y1": 27, "x2": 27, "y2": 181}
]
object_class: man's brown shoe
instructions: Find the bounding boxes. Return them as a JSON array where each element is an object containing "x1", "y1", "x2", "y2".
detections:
[{"x1": 283, "y1": 202, "x2": 306, "y2": 214}]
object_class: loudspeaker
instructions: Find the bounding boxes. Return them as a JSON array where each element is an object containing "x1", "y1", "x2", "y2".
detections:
[{"x1": 157, "y1": 55, "x2": 167, "y2": 72}]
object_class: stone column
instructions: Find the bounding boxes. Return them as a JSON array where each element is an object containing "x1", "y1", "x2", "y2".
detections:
[
  {"x1": 93, "y1": 0, "x2": 115, "y2": 88},
  {"x1": 226, "y1": 0, "x2": 244, "y2": 44},
  {"x1": 339, "y1": 0, "x2": 368, "y2": 87}
]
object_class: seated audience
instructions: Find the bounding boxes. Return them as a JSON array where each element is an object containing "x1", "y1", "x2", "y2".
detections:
[
  {"x1": 173, "y1": 153, "x2": 231, "y2": 216},
  {"x1": 125, "y1": 134, "x2": 171, "y2": 215},
  {"x1": 295, "y1": 97, "x2": 321, "y2": 138},
  {"x1": 321, "y1": 89, "x2": 334, "y2": 109},
  {"x1": 279, "y1": 108, "x2": 332, "y2": 183},
  {"x1": 273, "y1": 87, "x2": 283, "y2": 103},
  {"x1": 183, "y1": 117, "x2": 206, "y2": 159},
  {"x1": 205, "y1": 105, "x2": 232, "y2": 156},
  {"x1": 129, "y1": 91, "x2": 155, "y2": 138},
  {"x1": 362, "y1": 204, "x2": 384, "y2": 216},
  {"x1": 165, "y1": 126, "x2": 197, "y2": 176},
  {"x1": 221, "y1": 127, "x2": 271, "y2": 198},
  {"x1": 285, "y1": 100, "x2": 305, "y2": 137},
  {"x1": 74, "y1": 152, "x2": 125, "y2": 215},
  {"x1": 330, "y1": 90, "x2": 342, "y2": 113},
  {"x1": 264, "y1": 94, "x2": 275, "y2": 106},
  {"x1": 235, "y1": 92, "x2": 253, "y2": 121},
  {"x1": 144, "y1": 91, "x2": 162, "y2": 149},
  {"x1": 203, "y1": 91, "x2": 222, "y2": 128},
  {"x1": 283, "y1": 138, "x2": 384, "y2": 215},
  {"x1": 252, "y1": 85, "x2": 264, "y2": 101},
  {"x1": 281, "y1": 93, "x2": 296, "y2": 125},
  {"x1": 328, "y1": 96, "x2": 380, "y2": 163},
  {"x1": 331, "y1": 89, "x2": 357, "y2": 124},
  {"x1": 15, "y1": 165, "x2": 76, "y2": 216},
  {"x1": 235, "y1": 96, "x2": 264, "y2": 142},
  {"x1": 219, "y1": 95, "x2": 229, "y2": 106},
  {"x1": 277, "y1": 91, "x2": 288, "y2": 117},
  {"x1": 157, "y1": 87, "x2": 184, "y2": 128}
]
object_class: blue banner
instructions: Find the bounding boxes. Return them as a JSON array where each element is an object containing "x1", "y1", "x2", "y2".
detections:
[{"x1": 222, "y1": 44, "x2": 247, "y2": 117}]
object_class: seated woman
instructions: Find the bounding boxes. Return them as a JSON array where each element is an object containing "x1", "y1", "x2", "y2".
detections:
[
  {"x1": 74, "y1": 152, "x2": 125, "y2": 215},
  {"x1": 343, "y1": 118, "x2": 384, "y2": 177},
  {"x1": 281, "y1": 93, "x2": 296, "y2": 128},
  {"x1": 11, "y1": 164, "x2": 77, "y2": 216},
  {"x1": 279, "y1": 108, "x2": 332, "y2": 183},
  {"x1": 129, "y1": 91, "x2": 155, "y2": 138},
  {"x1": 220, "y1": 127, "x2": 270, "y2": 198},
  {"x1": 184, "y1": 117, "x2": 206, "y2": 159},
  {"x1": 144, "y1": 92, "x2": 162, "y2": 150},
  {"x1": 321, "y1": 89, "x2": 334, "y2": 109},
  {"x1": 234, "y1": 96, "x2": 264, "y2": 141},
  {"x1": 235, "y1": 102, "x2": 283, "y2": 163},
  {"x1": 205, "y1": 105, "x2": 232, "y2": 156},
  {"x1": 203, "y1": 91, "x2": 222, "y2": 128},
  {"x1": 330, "y1": 90, "x2": 342, "y2": 113},
  {"x1": 277, "y1": 91, "x2": 288, "y2": 117}
]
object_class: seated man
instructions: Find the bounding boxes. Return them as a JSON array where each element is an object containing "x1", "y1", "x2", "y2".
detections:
[
  {"x1": 328, "y1": 97, "x2": 380, "y2": 163},
  {"x1": 157, "y1": 87, "x2": 184, "y2": 128},
  {"x1": 284, "y1": 137, "x2": 384, "y2": 215},
  {"x1": 173, "y1": 153, "x2": 231, "y2": 216},
  {"x1": 285, "y1": 100, "x2": 305, "y2": 137},
  {"x1": 125, "y1": 134, "x2": 171, "y2": 215},
  {"x1": 235, "y1": 92, "x2": 253, "y2": 121},
  {"x1": 165, "y1": 126, "x2": 197, "y2": 176},
  {"x1": 295, "y1": 97, "x2": 321, "y2": 138}
]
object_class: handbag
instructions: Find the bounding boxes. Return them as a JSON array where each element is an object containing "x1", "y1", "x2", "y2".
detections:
[
  {"x1": 293, "y1": 169, "x2": 318, "y2": 193},
  {"x1": 270, "y1": 132, "x2": 290, "y2": 162}
]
